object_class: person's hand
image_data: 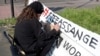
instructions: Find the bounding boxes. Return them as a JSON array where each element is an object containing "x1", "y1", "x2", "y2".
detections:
[
  {"x1": 50, "y1": 23, "x2": 60, "y2": 31},
  {"x1": 50, "y1": 23, "x2": 54, "y2": 30},
  {"x1": 54, "y1": 24, "x2": 60, "y2": 31}
]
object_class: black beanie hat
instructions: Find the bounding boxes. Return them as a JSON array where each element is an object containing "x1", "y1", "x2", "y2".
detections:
[{"x1": 28, "y1": 1, "x2": 44, "y2": 14}]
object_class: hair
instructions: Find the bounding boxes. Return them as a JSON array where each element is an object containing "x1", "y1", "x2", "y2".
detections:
[{"x1": 16, "y1": 1, "x2": 43, "y2": 23}]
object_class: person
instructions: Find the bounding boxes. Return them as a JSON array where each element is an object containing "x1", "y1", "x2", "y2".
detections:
[{"x1": 14, "y1": 1, "x2": 60, "y2": 56}]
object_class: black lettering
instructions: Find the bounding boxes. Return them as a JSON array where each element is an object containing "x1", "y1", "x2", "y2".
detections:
[
  {"x1": 70, "y1": 27, "x2": 75, "y2": 36},
  {"x1": 58, "y1": 19, "x2": 64, "y2": 29},
  {"x1": 52, "y1": 13, "x2": 55, "y2": 17},
  {"x1": 75, "y1": 51, "x2": 81, "y2": 56},
  {"x1": 46, "y1": 12, "x2": 54, "y2": 23},
  {"x1": 49, "y1": 12, "x2": 52, "y2": 15},
  {"x1": 64, "y1": 22, "x2": 71, "y2": 33},
  {"x1": 69, "y1": 47, "x2": 76, "y2": 55},
  {"x1": 89, "y1": 37, "x2": 98, "y2": 49},
  {"x1": 52, "y1": 14, "x2": 55, "y2": 21},
  {"x1": 63, "y1": 41, "x2": 72, "y2": 50},
  {"x1": 63, "y1": 41, "x2": 82, "y2": 56},
  {"x1": 56, "y1": 37, "x2": 63, "y2": 48},
  {"x1": 83, "y1": 34, "x2": 90, "y2": 44},
  {"x1": 53, "y1": 14, "x2": 59, "y2": 22},
  {"x1": 47, "y1": 12, "x2": 52, "y2": 18},
  {"x1": 74, "y1": 29, "x2": 83, "y2": 40}
]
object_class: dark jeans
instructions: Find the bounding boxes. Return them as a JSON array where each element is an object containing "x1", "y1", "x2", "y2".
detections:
[
  {"x1": 40, "y1": 37, "x2": 56, "y2": 56},
  {"x1": 24, "y1": 37, "x2": 57, "y2": 56}
]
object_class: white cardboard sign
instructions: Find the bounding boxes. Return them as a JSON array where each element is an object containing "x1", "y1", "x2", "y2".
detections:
[
  {"x1": 40, "y1": 4, "x2": 100, "y2": 56},
  {"x1": 28, "y1": 0, "x2": 100, "y2": 56}
]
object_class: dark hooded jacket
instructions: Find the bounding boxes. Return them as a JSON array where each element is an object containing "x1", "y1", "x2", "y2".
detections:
[{"x1": 14, "y1": 18, "x2": 59, "y2": 56}]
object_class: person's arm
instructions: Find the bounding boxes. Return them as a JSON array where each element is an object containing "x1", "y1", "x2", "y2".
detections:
[
  {"x1": 29, "y1": 19, "x2": 60, "y2": 47},
  {"x1": 30, "y1": 19, "x2": 59, "y2": 40}
]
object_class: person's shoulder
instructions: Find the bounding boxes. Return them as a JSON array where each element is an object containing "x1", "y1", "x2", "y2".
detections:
[
  {"x1": 29, "y1": 18, "x2": 38, "y2": 24},
  {"x1": 24, "y1": 18, "x2": 36, "y2": 22}
]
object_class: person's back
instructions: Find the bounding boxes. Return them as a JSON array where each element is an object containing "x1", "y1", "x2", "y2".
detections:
[
  {"x1": 14, "y1": 20, "x2": 34, "y2": 47},
  {"x1": 14, "y1": 1, "x2": 60, "y2": 56},
  {"x1": 14, "y1": 19, "x2": 41, "y2": 56}
]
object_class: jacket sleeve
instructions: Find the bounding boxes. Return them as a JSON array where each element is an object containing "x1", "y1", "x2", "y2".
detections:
[
  {"x1": 30, "y1": 19, "x2": 59, "y2": 40},
  {"x1": 29, "y1": 19, "x2": 60, "y2": 47}
]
